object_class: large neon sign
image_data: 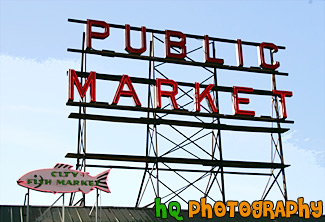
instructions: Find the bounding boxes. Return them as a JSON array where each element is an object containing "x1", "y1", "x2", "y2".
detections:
[
  {"x1": 68, "y1": 19, "x2": 292, "y2": 119},
  {"x1": 65, "y1": 18, "x2": 294, "y2": 207}
]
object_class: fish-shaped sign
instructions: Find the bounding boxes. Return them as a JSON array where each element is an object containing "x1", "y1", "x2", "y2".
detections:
[{"x1": 17, "y1": 163, "x2": 110, "y2": 194}]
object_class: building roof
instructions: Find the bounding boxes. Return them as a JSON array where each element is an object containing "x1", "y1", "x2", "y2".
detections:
[{"x1": 0, "y1": 205, "x2": 323, "y2": 222}]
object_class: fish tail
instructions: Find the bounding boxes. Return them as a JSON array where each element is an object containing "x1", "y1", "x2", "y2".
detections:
[{"x1": 95, "y1": 169, "x2": 111, "y2": 193}]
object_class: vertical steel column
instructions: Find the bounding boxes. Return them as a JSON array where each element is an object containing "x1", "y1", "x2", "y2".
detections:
[
  {"x1": 26, "y1": 188, "x2": 30, "y2": 222},
  {"x1": 151, "y1": 33, "x2": 159, "y2": 198},
  {"x1": 211, "y1": 41, "x2": 226, "y2": 202},
  {"x1": 62, "y1": 193, "x2": 65, "y2": 222},
  {"x1": 270, "y1": 51, "x2": 288, "y2": 201},
  {"x1": 135, "y1": 33, "x2": 157, "y2": 207},
  {"x1": 262, "y1": 50, "x2": 288, "y2": 201},
  {"x1": 203, "y1": 41, "x2": 226, "y2": 202},
  {"x1": 96, "y1": 189, "x2": 98, "y2": 222},
  {"x1": 82, "y1": 39, "x2": 87, "y2": 206},
  {"x1": 70, "y1": 32, "x2": 87, "y2": 206}
]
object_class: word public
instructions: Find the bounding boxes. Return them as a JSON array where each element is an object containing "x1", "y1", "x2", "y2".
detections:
[
  {"x1": 86, "y1": 19, "x2": 281, "y2": 70},
  {"x1": 68, "y1": 69, "x2": 292, "y2": 118}
]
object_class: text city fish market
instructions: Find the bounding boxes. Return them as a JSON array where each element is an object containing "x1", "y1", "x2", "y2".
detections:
[
  {"x1": 26, "y1": 171, "x2": 99, "y2": 186},
  {"x1": 68, "y1": 19, "x2": 292, "y2": 118}
]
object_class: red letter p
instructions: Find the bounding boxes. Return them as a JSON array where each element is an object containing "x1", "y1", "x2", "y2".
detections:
[{"x1": 86, "y1": 19, "x2": 110, "y2": 49}]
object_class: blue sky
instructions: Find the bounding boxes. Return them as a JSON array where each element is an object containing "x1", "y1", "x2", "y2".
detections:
[{"x1": 0, "y1": 0, "x2": 324, "y2": 208}]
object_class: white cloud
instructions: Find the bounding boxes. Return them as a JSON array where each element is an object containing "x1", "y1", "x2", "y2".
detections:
[
  {"x1": 0, "y1": 55, "x2": 79, "y2": 205},
  {"x1": 284, "y1": 137, "x2": 325, "y2": 202}
]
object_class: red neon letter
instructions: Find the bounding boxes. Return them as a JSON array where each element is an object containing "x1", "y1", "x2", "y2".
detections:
[
  {"x1": 69, "y1": 69, "x2": 96, "y2": 102},
  {"x1": 236, "y1": 39, "x2": 243, "y2": 67},
  {"x1": 86, "y1": 19, "x2": 110, "y2": 49},
  {"x1": 203, "y1": 35, "x2": 224, "y2": 64},
  {"x1": 112, "y1": 75, "x2": 141, "y2": 106},
  {"x1": 156, "y1": 78, "x2": 179, "y2": 109},
  {"x1": 258, "y1": 42, "x2": 280, "y2": 70},
  {"x1": 194, "y1": 82, "x2": 218, "y2": 113},
  {"x1": 125, "y1": 24, "x2": 147, "y2": 54},
  {"x1": 272, "y1": 90, "x2": 292, "y2": 118},
  {"x1": 233, "y1": 86, "x2": 255, "y2": 116},
  {"x1": 165, "y1": 30, "x2": 186, "y2": 59}
]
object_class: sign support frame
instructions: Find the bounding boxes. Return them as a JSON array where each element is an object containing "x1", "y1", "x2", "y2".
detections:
[{"x1": 66, "y1": 19, "x2": 291, "y2": 207}]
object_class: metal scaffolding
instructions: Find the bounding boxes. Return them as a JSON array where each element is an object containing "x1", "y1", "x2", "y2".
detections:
[
  {"x1": 261, "y1": 51, "x2": 288, "y2": 201},
  {"x1": 66, "y1": 19, "x2": 292, "y2": 207}
]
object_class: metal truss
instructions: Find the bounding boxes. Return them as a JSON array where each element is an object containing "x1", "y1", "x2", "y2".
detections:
[
  {"x1": 66, "y1": 19, "x2": 292, "y2": 207},
  {"x1": 134, "y1": 34, "x2": 227, "y2": 207},
  {"x1": 261, "y1": 51, "x2": 288, "y2": 201}
]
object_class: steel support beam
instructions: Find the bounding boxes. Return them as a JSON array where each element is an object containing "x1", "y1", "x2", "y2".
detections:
[
  {"x1": 68, "y1": 113, "x2": 290, "y2": 133},
  {"x1": 65, "y1": 153, "x2": 289, "y2": 169}
]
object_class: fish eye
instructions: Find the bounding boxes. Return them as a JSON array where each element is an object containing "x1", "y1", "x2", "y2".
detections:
[{"x1": 34, "y1": 175, "x2": 37, "y2": 178}]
